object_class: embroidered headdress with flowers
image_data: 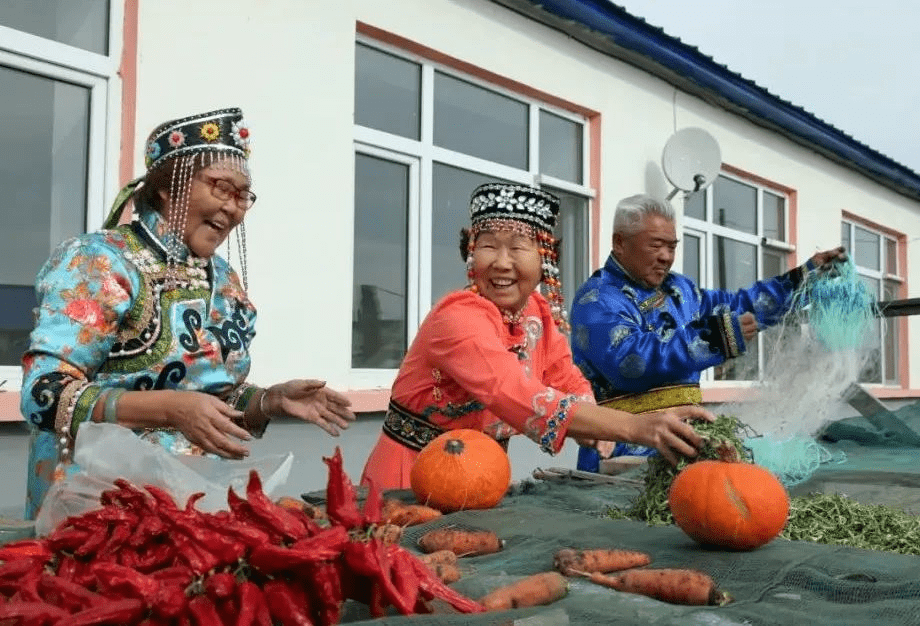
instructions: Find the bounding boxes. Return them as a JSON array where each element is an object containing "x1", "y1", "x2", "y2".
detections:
[
  {"x1": 465, "y1": 182, "x2": 568, "y2": 331},
  {"x1": 104, "y1": 107, "x2": 253, "y2": 289}
]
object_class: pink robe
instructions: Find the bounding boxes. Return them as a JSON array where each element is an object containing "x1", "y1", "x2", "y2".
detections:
[{"x1": 361, "y1": 290, "x2": 594, "y2": 490}]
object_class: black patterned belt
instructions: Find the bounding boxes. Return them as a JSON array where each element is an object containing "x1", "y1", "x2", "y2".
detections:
[{"x1": 382, "y1": 400, "x2": 510, "y2": 452}]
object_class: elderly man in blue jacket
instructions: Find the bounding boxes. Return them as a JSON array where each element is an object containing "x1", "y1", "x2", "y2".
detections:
[{"x1": 569, "y1": 193, "x2": 845, "y2": 471}]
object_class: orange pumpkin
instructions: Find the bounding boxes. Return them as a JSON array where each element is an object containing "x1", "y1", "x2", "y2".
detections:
[
  {"x1": 668, "y1": 460, "x2": 789, "y2": 551},
  {"x1": 410, "y1": 429, "x2": 511, "y2": 513}
]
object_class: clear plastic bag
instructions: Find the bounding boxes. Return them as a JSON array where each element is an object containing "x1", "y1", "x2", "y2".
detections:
[{"x1": 35, "y1": 422, "x2": 292, "y2": 536}]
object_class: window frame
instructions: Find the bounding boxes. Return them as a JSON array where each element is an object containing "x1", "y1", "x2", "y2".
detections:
[
  {"x1": 352, "y1": 36, "x2": 594, "y2": 381},
  {"x1": 0, "y1": 6, "x2": 121, "y2": 389},
  {"x1": 841, "y1": 217, "x2": 905, "y2": 386},
  {"x1": 681, "y1": 169, "x2": 795, "y2": 386}
]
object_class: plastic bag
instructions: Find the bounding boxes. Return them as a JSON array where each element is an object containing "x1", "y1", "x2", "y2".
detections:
[{"x1": 35, "y1": 422, "x2": 292, "y2": 536}]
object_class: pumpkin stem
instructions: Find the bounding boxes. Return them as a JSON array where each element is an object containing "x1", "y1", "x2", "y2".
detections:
[{"x1": 443, "y1": 439, "x2": 466, "y2": 455}]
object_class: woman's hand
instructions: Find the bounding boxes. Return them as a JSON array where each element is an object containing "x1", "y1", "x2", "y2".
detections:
[
  {"x1": 263, "y1": 380, "x2": 356, "y2": 436},
  {"x1": 628, "y1": 404, "x2": 715, "y2": 466},
  {"x1": 166, "y1": 390, "x2": 252, "y2": 459}
]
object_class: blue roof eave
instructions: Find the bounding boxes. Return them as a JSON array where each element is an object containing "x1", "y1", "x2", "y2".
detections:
[{"x1": 490, "y1": 0, "x2": 920, "y2": 202}]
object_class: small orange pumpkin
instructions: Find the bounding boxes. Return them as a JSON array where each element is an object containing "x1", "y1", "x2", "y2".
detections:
[
  {"x1": 410, "y1": 429, "x2": 511, "y2": 513},
  {"x1": 668, "y1": 460, "x2": 789, "y2": 551}
]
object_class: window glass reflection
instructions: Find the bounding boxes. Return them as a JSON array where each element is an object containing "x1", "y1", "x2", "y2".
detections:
[
  {"x1": 0, "y1": 66, "x2": 89, "y2": 365},
  {"x1": 0, "y1": 0, "x2": 109, "y2": 54}
]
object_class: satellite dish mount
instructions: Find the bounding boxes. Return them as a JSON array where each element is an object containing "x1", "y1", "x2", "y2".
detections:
[{"x1": 661, "y1": 127, "x2": 722, "y2": 201}]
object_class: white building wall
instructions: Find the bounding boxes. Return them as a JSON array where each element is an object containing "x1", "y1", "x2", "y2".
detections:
[{"x1": 122, "y1": 0, "x2": 920, "y2": 485}]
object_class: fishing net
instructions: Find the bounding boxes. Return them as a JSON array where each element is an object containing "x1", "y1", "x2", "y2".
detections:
[{"x1": 725, "y1": 257, "x2": 881, "y2": 485}]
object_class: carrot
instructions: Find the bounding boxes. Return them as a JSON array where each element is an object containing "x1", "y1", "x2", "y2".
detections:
[
  {"x1": 382, "y1": 499, "x2": 443, "y2": 526},
  {"x1": 371, "y1": 523, "x2": 404, "y2": 544},
  {"x1": 479, "y1": 572, "x2": 568, "y2": 611},
  {"x1": 553, "y1": 548, "x2": 651, "y2": 575},
  {"x1": 418, "y1": 528, "x2": 502, "y2": 557},
  {"x1": 583, "y1": 568, "x2": 732, "y2": 606},
  {"x1": 429, "y1": 562, "x2": 462, "y2": 584},
  {"x1": 418, "y1": 550, "x2": 458, "y2": 569}
]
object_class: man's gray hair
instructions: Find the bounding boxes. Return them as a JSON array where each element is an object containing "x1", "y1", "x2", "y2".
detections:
[{"x1": 613, "y1": 194, "x2": 675, "y2": 236}]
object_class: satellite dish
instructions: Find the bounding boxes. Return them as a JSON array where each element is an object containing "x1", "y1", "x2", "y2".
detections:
[{"x1": 661, "y1": 127, "x2": 721, "y2": 200}]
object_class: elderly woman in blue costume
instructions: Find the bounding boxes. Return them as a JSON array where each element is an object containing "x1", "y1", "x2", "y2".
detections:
[{"x1": 20, "y1": 108, "x2": 355, "y2": 519}]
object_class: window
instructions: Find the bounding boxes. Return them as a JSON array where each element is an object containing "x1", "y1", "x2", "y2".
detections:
[
  {"x1": 352, "y1": 40, "x2": 592, "y2": 372},
  {"x1": 841, "y1": 220, "x2": 902, "y2": 384},
  {"x1": 0, "y1": 5, "x2": 117, "y2": 386},
  {"x1": 682, "y1": 173, "x2": 792, "y2": 382}
]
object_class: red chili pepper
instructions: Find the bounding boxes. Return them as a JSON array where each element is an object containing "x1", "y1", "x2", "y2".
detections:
[
  {"x1": 48, "y1": 526, "x2": 92, "y2": 553},
  {"x1": 204, "y1": 571, "x2": 237, "y2": 601},
  {"x1": 362, "y1": 478, "x2": 383, "y2": 525},
  {"x1": 90, "y1": 560, "x2": 161, "y2": 606},
  {"x1": 95, "y1": 523, "x2": 132, "y2": 560},
  {"x1": 322, "y1": 447, "x2": 365, "y2": 529},
  {"x1": 226, "y1": 487, "x2": 285, "y2": 544},
  {"x1": 37, "y1": 572, "x2": 106, "y2": 611},
  {"x1": 163, "y1": 510, "x2": 245, "y2": 566},
  {"x1": 0, "y1": 538, "x2": 53, "y2": 563},
  {"x1": 245, "y1": 470, "x2": 309, "y2": 540},
  {"x1": 263, "y1": 579, "x2": 315, "y2": 626},
  {"x1": 56, "y1": 555, "x2": 80, "y2": 581},
  {"x1": 0, "y1": 556, "x2": 44, "y2": 582},
  {"x1": 368, "y1": 581, "x2": 388, "y2": 618},
  {"x1": 248, "y1": 525, "x2": 349, "y2": 574},
  {"x1": 188, "y1": 595, "x2": 223, "y2": 626},
  {"x1": 174, "y1": 535, "x2": 221, "y2": 576},
  {"x1": 151, "y1": 583, "x2": 189, "y2": 620},
  {"x1": 128, "y1": 512, "x2": 167, "y2": 548},
  {"x1": 74, "y1": 523, "x2": 111, "y2": 558},
  {"x1": 133, "y1": 542, "x2": 176, "y2": 573},
  {"x1": 304, "y1": 560, "x2": 344, "y2": 626},
  {"x1": 185, "y1": 491, "x2": 207, "y2": 511},
  {"x1": 9, "y1": 567, "x2": 42, "y2": 603},
  {"x1": 143, "y1": 484, "x2": 180, "y2": 510},
  {"x1": 0, "y1": 601, "x2": 70, "y2": 623},
  {"x1": 202, "y1": 515, "x2": 272, "y2": 549},
  {"x1": 54, "y1": 597, "x2": 145, "y2": 626},
  {"x1": 235, "y1": 580, "x2": 272, "y2": 626},
  {"x1": 388, "y1": 547, "x2": 421, "y2": 615},
  {"x1": 150, "y1": 564, "x2": 195, "y2": 586},
  {"x1": 406, "y1": 551, "x2": 485, "y2": 613}
]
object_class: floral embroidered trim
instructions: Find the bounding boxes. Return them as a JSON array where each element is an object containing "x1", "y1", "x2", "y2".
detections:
[
  {"x1": 539, "y1": 393, "x2": 580, "y2": 454},
  {"x1": 721, "y1": 311, "x2": 741, "y2": 358},
  {"x1": 382, "y1": 400, "x2": 448, "y2": 452},
  {"x1": 200, "y1": 122, "x2": 221, "y2": 142},
  {"x1": 55, "y1": 380, "x2": 92, "y2": 461},
  {"x1": 72, "y1": 385, "x2": 105, "y2": 438},
  {"x1": 167, "y1": 130, "x2": 186, "y2": 148}
]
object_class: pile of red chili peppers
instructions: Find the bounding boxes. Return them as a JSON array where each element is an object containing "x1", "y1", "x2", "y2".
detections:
[{"x1": 0, "y1": 447, "x2": 484, "y2": 624}]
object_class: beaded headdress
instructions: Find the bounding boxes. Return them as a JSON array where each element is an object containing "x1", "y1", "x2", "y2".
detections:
[
  {"x1": 104, "y1": 107, "x2": 253, "y2": 289},
  {"x1": 466, "y1": 182, "x2": 568, "y2": 330}
]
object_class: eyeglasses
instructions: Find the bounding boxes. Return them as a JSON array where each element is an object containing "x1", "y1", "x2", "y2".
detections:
[{"x1": 199, "y1": 175, "x2": 257, "y2": 210}]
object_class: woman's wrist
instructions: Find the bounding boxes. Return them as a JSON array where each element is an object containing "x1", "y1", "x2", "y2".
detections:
[{"x1": 259, "y1": 387, "x2": 276, "y2": 420}]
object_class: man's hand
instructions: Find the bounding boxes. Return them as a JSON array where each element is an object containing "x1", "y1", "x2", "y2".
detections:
[
  {"x1": 810, "y1": 246, "x2": 847, "y2": 270},
  {"x1": 739, "y1": 312, "x2": 758, "y2": 341}
]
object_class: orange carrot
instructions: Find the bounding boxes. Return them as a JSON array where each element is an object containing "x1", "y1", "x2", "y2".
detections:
[
  {"x1": 553, "y1": 548, "x2": 651, "y2": 575},
  {"x1": 418, "y1": 550, "x2": 459, "y2": 568},
  {"x1": 429, "y1": 562, "x2": 462, "y2": 584},
  {"x1": 382, "y1": 499, "x2": 443, "y2": 526},
  {"x1": 370, "y1": 523, "x2": 403, "y2": 544},
  {"x1": 583, "y1": 568, "x2": 731, "y2": 606},
  {"x1": 479, "y1": 572, "x2": 568, "y2": 611},
  {"x1": 418, "y1": 528, "x2": 502, "y2": 557}
]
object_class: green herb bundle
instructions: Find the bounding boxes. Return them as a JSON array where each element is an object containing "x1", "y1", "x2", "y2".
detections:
[{"x1": 606, "y1": 415, "x2": 920, "y2": 555}]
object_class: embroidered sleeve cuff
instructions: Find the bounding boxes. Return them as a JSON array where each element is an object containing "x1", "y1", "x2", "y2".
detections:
[
  {"x1": 703, "y1": 312, "x2": 746, "y2": 360},
  {"x1": 537, "y1": 393, "x2": 588, "y2": 455}
]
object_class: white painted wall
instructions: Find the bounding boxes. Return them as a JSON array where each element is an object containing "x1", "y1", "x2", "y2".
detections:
[{"x1": 127, "y1": 1, "x2": 920, "y2": 458}]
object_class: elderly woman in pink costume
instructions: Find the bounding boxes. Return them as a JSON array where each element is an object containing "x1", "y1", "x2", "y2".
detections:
[{"x1": 361, "y1": 183, "x2": 713, "y2": 490}]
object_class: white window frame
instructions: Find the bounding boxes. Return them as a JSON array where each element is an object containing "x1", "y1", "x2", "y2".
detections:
[
  {"x1": 842, "y1": 220, "x2": 903, "y2": 385},
  {"x1": 682, "y1": 172, "x2": 794, "y2": 386},
  {"x1": 352, "y1": 37, "x2": 594, "y2": 384},
  {"x1": 0, "y1": 7, "x2": 122, "y2": 390}
]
